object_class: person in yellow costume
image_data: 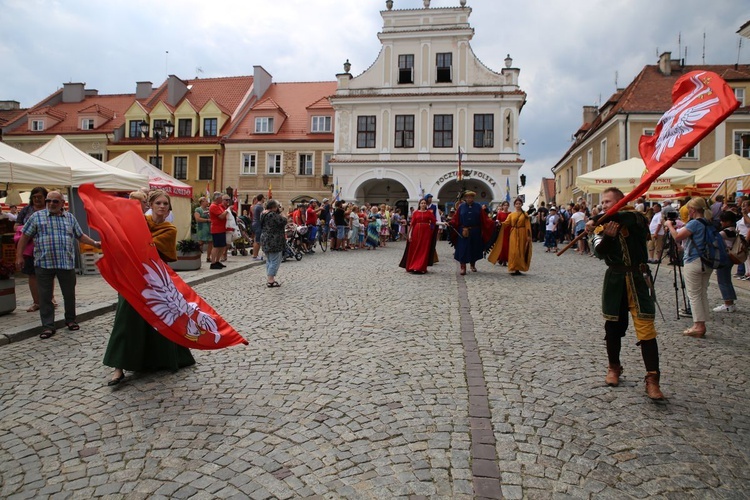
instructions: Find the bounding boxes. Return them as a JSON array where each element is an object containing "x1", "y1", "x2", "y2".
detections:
[{"x1": 488, "y1": 197, "x2": 532, "y2": 275}]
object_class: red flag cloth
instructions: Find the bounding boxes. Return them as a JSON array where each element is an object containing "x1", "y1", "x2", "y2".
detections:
[
  {"x1": 457, "y1": 146, "x2": 463, "y2": 182},
  {"x1": 78, "y1": 184, "x2": 248, "y2": 350},
  {"x1": 608, "y1": 70, "x2": 739, "y2": 214}
]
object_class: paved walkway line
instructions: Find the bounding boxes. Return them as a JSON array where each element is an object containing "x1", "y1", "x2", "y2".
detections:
[
  {"x1": 455, "y1": 265, "x2": 503, "y2": 499},
  {"x1": 0, "y1": 260, "x2": 264, "y2": 347}
]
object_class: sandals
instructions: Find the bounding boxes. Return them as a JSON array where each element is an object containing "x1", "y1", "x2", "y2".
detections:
[
  {"x1": 27, "y1": 304, "x2": 40, "y2": 312},
  {"x1": 682, "y1": 327, "x2": 706, "y2": 338},
  {"x1": 65, "y1": 322, "x2": 80, "y2": 331},
  {"x1": 39, "y1": 329, "x2": 56, "y2": 339},
  {"x1": 266, "y1": 282, "x2": 281, "y2": 288}
]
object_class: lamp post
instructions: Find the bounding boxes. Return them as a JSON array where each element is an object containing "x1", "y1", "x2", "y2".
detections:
[{"x1": 140, "y1": 120, "x2": 174, "y2": 169}]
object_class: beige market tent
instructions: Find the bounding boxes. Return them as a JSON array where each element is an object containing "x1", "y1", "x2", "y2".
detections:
[
  {"x1": 32, "y1": 136, "x2": 148, "y2": 191},
  {"x1": 711, "y1": 173, "x2": 750, "y2": 200},
  {"x1": 647, "y1": 154, "x2": 750, "y2": 200},
  {"x1": 107, "y1": 151, "x2": 194, "y2": 240},
  {"x1": 575, "y1": 157, "x2": 695, "y2": 194},
  {"x1": 0, "y1": 141, "x2": 73, "y2": 190}
]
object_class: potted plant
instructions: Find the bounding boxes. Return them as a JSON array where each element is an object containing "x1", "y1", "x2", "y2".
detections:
[
  {"x1": 0, "y1": 261, "x2": 17, "y2": 315},
  {"x1": 169, "y1": 239, "x2": 203, "y2": 271}
]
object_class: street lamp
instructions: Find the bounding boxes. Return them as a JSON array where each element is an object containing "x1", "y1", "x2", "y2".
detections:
[{"x1": 140, "y1": 120, "x2": 174, "y2": 169}]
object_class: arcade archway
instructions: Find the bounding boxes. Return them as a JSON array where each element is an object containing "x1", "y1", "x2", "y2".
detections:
[
  {"x1": 436, "y1": 178, "x2": 496, "y2": 212},
  {"x1": 354, "y1": 178, "x2": 409, "y2": 214}
]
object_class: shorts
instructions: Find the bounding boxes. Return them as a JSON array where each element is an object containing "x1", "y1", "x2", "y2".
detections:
[
  {"x1": 337, "y1": 226, "x2": 346, "y2": 239},
  {"x1": 212, "y1": 232, "x2": 227, "y2": 248},
  {"x1": 22, "y1": 255, "x2": 35, "y2": 275}
]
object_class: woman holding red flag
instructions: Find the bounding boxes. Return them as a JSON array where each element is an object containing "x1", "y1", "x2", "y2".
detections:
[
  {"x1": 403, "y1": 199, "x2": 437, "y2": 274},
  {"x1": 104, "y1": 190, "x2": 195, "y2": 386}
]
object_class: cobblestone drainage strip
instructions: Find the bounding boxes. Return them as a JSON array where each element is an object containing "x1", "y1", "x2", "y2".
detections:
[{"x1": 456, "y1": 267, "x2": 503, "y2": 499}]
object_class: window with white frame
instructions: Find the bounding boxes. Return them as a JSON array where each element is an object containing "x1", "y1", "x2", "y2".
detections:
[
  {"x1": 89, "y1": 153, "x2": 103, "y2": 161},
  {"x1": 436, "y1": 53, "x2": 452, "y2": 83},
  {"x1": 600, "y1": 139, "x2": 607, "y2": 167},
  {"x1": 576, "y1": 157, "x2": 582, "y2": 177},
  {"x1": 298, "y1": 153, "x2": 313, "y2": 175},
  {"x1": 734, "y1": 130, "x2": 750, "y2": 158},
  {"x1": 241, "y1": 153, "x2": 257, "y2": 175},
  {"x1": 31, "y1": 120, "x2": 44, "y2": 131},
  {"x1": 586, "y1": 149, "x2": 593, "y2": 173},
  {"x1": 395, "y1": 115, "x2": 415, "y2": 148},
  {"x1": 323, "y1": 153, "x2": 333, "y2": 175},
  {"x1": 734, "y1": 87, "x2": 746, "y2": 107},
  {"x1": 683, "y1": 144, "x2": 699, "y2": 160},
  {"x1": 129, "y1": 120, "x2": 142, "y2": 138},
  {"x1": 398, "y1": 54, "x2": 414, "y2": 84},
  {"x1": 357, "y1": 116, "x2": 376, "y2": 148},
  {"x1": 311, "y1": 116, "x2": 331, "y2": 133},
  {"x1": 81, "y1": 118, "x2": 95, "y2": 130},
  {"x1": 255, "y1": 117, "x2": 274, "y2": 133},
  {"x1": 267, "y1": 153, "x2": 282, "y2": 174},
  {"x1": 173, "y1": 156, "x2": 188, "y2": 180}
]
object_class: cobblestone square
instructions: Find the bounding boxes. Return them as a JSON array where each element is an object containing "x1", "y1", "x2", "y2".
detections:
[{"x1": 1, "y1": 240, "x2": 748, "y2": 498}]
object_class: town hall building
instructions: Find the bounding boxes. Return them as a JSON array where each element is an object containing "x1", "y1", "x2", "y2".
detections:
[{"x1": 330, "y1": 0, "x2": 527, "y2": 212}]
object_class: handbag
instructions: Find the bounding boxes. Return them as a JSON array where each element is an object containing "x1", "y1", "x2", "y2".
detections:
[
  {"x1": 728, "y1": 233, "x2": 748, "y2": 265},
  {"x1": 14, "y1": 226, "x2": 34, "y2": 257}
]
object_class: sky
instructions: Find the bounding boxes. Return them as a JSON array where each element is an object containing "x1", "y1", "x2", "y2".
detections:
[{"x1": 1, "y1": 0, "x2": 748, "y2": 203}]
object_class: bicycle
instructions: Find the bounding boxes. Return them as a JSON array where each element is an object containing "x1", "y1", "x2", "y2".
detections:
[{"x1": 316, "y1": 221, "x2": 329, "y2": 252}]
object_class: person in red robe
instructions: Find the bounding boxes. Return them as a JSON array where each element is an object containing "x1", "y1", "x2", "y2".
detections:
[{"x1": 404, "y1": 199, "x2": 437, "y2": 274}]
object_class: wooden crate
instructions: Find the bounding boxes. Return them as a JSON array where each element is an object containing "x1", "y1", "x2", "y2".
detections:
[{"x1": 80, "y1": 252, "x2": 103, "y2": 275}]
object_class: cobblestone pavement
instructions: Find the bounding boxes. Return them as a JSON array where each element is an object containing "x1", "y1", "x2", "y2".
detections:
[{"x1": 1, "y1": 241, "x2": 748, "y2": 499}]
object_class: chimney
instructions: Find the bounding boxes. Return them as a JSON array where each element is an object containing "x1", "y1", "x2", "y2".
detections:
[
  {"x1": 62, "y1": 82, "x2": 86, "y2": 103},
  {"x1": 658, "y1": 51, "x2": 672, "y2": 76},
  {"x1": 252, "y1": 66, "x2": 273, "y2": 101},
  {"x1": 583, "y1": 105, "x2": 598, "y2": 125},
  {"x1": 136, "y1": 81, "x2": 153, "y2": 100},
  {"x1": 0, "y1": 100, "x2": 20, "y2": 111},
  {"x1": 85, "y1": 89, "x2": 99, "y2": 97},
  {"x1": 166, "y1": 75, "x2": 188, "y2": 107}
]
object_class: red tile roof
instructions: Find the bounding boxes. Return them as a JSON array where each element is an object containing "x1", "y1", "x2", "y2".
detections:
[
  {"x1": 79, "y1": 103, "x2": 116, "y2": 120},
  {"x1": 0, "y1": 106, "x2": 27, "y2": 128},
  {"x1": 227, "y1": 81, "x2": 337, "y2": 142},
  {"x1": 542, "y1": 178, "x2": 556, "y2": 200}
]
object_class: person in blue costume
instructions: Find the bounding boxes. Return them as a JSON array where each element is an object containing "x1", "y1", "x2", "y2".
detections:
[{"x1": 448, "y1": 191, "x2": 494, "y2": 275}]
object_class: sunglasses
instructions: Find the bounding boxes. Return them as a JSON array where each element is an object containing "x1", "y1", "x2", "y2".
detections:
[{"x1": 45, "y1": 199, "x2": 62, "y2": 204}]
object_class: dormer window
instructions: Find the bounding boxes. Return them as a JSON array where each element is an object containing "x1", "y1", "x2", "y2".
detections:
[
  {"x1": 398, "y1": 54, "x2": 414, "y2": 84},
  {"x1": 203, "y1": 118, "x2": 218, "y2": 137},
  {"x1": 255, "y1": 117, "x2": 274, "y2": 133},
  {"x1": 81, "y1": 118, "x2": 95, "y2": 130},
  {"x1": 735, "y1": 88, "x2": 746, "y2": 107},
  {"x1": 436, "y1": 53, "x2": 452, "y2": 83},
  {"x1": 312, "y1": 116, "x2": 332, "y2": 133},
  {"x1": 31, "y1": 120, "x2": 44, "y2": 131}
]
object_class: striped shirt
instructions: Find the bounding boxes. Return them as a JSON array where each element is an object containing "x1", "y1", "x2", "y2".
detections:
[{"x1": 22, "y1": 210, "x2": 83, "y2": 270}]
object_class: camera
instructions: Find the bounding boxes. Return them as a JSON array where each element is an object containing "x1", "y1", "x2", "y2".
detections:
[{"x1": 665, "y1": 211, "x2": 678, "y2": 222}]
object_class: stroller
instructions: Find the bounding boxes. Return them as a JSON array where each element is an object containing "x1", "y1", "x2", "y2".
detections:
[
  {"x1": 283, "y1": 223, "x2": 304, "y2": 262},
  {"x1": 230, "y1": 217, "x2": 251, "y2": 256}
]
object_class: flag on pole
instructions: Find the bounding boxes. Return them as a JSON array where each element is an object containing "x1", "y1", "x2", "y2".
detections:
[
  {"x1": 334, "y1": 177, "x2": 341, "y2": 201},
  {"x1": 205, "y1": 181, "x2": 211, "y2": 200},
  {"x1": 505, "y1": 177, "x2": 511, "y2": 203},
  {"x1": 78, "y1": 184, "x2": 248, "y2": 350},
  {"x1": 419, "y1": 179, "x2": 424, "y2": 199},
  {"x1": 607, "y1": 70, "x2": 739, "y2": 215},
  {"x1": 268, "y1": 181, "x2": 273, "y2": 200},
  {"x1": 457, "y1": 146, "x2": 463, "y2": 182}
]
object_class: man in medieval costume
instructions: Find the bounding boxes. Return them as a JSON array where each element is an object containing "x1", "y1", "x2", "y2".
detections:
[
  {"x1": 449, "y1": 190, "x2": 494, "y2": 275},
  {"x1": 586, "y1": 187, "x2": 664, "y2": 400}
]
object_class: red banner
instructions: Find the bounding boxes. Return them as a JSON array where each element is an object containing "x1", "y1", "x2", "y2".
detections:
[
  {"x1": 608, "y1": 70, "x2": 739, "y2": 214},
  {"x1": 79, "y1": 184, "x2": 248, "y2": 350}
]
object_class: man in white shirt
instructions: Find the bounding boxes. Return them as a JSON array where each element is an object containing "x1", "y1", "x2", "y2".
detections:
[
  {"x1": 648, "y1": 203, "x2": 664, "y2": 263},
  {"x1": 6, "y1": 205, "x2": 18, "y2": 222}
]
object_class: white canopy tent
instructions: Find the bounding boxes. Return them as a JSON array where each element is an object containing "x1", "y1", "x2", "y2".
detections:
[
  {"x1": 576, "y1": 157, "x2": 695, "y2": 195},
  {"x1": 32, "y1": 136, "x2": 148, "y2": 191},
  {"x1": 108, "y1": 151, "x2": 194, "y2": 240},
  {"x1": 1, "y1": 141, "x2": 73, "y2": 206}
]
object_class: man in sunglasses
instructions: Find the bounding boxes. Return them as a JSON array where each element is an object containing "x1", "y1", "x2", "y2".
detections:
[{"x1": 15, "y1": 190, "x2": 101, "y2": 339}]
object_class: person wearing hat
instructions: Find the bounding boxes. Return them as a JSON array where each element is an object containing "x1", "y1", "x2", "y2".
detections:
[
  {"x1": 544, "y1": 206, "x2": 559, "y2": 252},
  {"x1": 448, "y1": 190, "x2": 494, "y2": 275}
]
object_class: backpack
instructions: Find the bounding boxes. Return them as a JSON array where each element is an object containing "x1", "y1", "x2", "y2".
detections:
[
  {"x1": 728, "y1": 231, "x2": 748, "y2": 265},
  {"x1": 693, "y1": 219, "x2": 730, "y2": 269}
]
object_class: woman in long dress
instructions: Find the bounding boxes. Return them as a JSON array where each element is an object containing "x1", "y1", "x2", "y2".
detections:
[
  {"x1": 404, "y1": 199, "x2": 437, "y2": 273},
  {"x1": 104, "y1": 190, "x2": 195, "y2": 386},
  {"x1": 487, "y1": 201, "x2": 511, "y2": 266},
  {"x1": 503, "y1": 197, "x2": 533, "y2": 275}
]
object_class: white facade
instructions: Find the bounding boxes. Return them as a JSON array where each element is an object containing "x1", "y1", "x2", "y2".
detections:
[{"x1": 330, "y1": 3, "x2": 526, "y2": 211}]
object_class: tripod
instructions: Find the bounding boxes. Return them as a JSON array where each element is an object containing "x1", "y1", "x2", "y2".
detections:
[{"x1": 652, "y1": 230, "x2": 690, "y2": 319}]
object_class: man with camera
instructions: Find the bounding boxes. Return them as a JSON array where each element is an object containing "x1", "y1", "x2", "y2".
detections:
[{"x1": 585, "y1": 187, "x2": 664, "y2": 400}]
